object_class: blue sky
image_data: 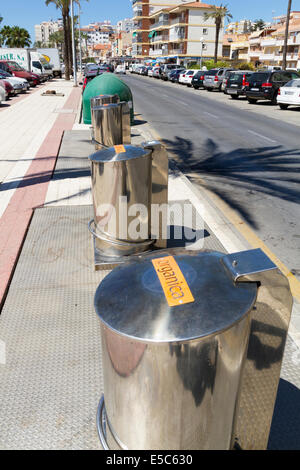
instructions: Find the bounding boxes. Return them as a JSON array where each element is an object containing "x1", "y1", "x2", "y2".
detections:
[{"x1": 0, "y1": 1, "x2": 299, "y2": 44}]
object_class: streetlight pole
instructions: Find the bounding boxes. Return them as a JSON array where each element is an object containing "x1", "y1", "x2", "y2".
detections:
[
  {"x1": 199, "y1": 36, "x2": 204, "y2": 69},
  {"x1": 78, "y1": 5, "x2": 82, "y2": 74},
  {"x1": 70, "y1": 0, "x2": 77, "y2": 86}
]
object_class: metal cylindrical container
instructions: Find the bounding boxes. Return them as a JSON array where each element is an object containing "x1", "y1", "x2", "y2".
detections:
[
  {"x1": 90, "y1": 94, "x2": 120, "y2": 110},
  {"x1": 95, "y1": 250, "x2": 257, "y2": 450},
  {"x1": 89, "y1": 145, "x2": 153, "y2": 255},
  {"x1": 91, "y1": 102, "x2": 131, "y2": 150}
]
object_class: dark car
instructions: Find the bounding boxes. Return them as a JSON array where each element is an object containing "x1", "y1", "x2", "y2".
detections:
[
  {"x1": 191, "y1": 70, "x2": 210, "y2": 89},
  {"x1": 225, "y1": 71, "x2": 255, "y2": 99},
  {"x1": 160, "y1": 64, "x2": 180, "y2": 81},
  {"x1": 168, "y1": 68, "x2": 185, "y2": 83},
  {"x1": 168, "y1": 68, "x2": 185, "y2": 82},
  {"x1": 245, "y1": 70, "x2": 300, "y2": 104}
]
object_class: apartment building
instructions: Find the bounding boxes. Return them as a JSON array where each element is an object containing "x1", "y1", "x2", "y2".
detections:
[
  {"x1": 249, "y1": 12, "x2": 300, "y2": 69},
  {"x1": 34, "y1": 20, "x2": 63, "y2": 45},
  {"x1": 117, "y1": 18, "x2": 134, "y2": 33},
  {"x1": 132, "y1": 1, "x2": 223, "y2": 61},
  {"x1": 81, "y1": 22, "x2": 116, "y2": 46},
  {"x1": 223, "y1": 33, "x2": 250, "y2": 61}
]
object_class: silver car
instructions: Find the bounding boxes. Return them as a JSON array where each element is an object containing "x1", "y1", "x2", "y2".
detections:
[{"x1": 204, "y1": 68, "x2": 235, "y2": 91}]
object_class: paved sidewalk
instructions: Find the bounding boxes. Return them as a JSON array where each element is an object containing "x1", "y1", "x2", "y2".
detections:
[{"x1": 0, "y1": 79, "x2": 82, "y2": 308}]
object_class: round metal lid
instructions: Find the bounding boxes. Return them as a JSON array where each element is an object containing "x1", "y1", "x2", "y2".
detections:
[
  {"x1": 94, "y1": 251, "x2": 257, "y2": 343},
  {"x1": 89, "y1": 144, "x2": 151, "y2": 163}
]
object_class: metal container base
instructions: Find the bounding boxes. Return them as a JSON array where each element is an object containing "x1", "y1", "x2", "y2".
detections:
[
  {"x1": 89, "y1": 219, "x2": 157, "y2": 270},
  {"x1": 97, "y1": 395, "x2": 125, "y2": 450}
]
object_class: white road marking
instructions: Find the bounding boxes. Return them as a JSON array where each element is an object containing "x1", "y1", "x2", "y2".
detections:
[
  {"x1": 203, "y1": 111, "x2": 218, "y2": 119},
  {"x1": 248, "y1": 129, "x2": 278, "y2": 143},
  {"x1": 177, "y1": 100, "x2": 188, "y2": 107}
]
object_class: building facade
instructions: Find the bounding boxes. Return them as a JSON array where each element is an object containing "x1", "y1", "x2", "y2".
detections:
[
  {"x1": 117, "y1": 18, "x2": 134, "y2": 33},
  {"x1": 132, "y1": 1, "x2": 223, "y2": 61},
  {"x1": 34, "y1": 20, "x2": 63, "y2": 46},
  {"x1": 248, "y1": 12, "x2": 300, "y2": 69}
]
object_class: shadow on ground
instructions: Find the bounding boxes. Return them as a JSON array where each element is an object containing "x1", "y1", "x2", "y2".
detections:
[
  {"x1": 165, "y1": 136, "x2": 300, "y2": 229},
  {"x1": 268, "y1": 378, "x2": 300, "y2": 450}
]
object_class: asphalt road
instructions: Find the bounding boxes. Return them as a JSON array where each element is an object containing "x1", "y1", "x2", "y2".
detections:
[{"x1": 123, "y1": 73, "x2": 300, "y2": 279}]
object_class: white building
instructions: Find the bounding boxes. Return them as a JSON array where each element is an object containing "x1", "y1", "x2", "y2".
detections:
[
  {"x1": 34, "y1": 20, "x2": 63, "y2": 45},
  {"x1": 117, "y1": 18, "x2": 134, "y2": 33}
]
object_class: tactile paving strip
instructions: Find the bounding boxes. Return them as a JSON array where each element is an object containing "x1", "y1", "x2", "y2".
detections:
[{"x1": 0, "y1": 205, "x2": 299, "y2": 449}]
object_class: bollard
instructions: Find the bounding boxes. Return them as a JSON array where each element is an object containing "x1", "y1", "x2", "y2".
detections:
[
  {"x1": 88, "y1": 142, "x2": 168, "y2": 268},
  {"x1": 91, "y1": 102, "x2": 131, "y2": 150},
  {"x1": 94, "y1": 248, "x2": 292, "y2": 450}
]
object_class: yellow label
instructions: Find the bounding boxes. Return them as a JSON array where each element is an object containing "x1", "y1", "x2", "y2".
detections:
[
  {"x1": 114, "y1": 145, "x2": 126, "y2": 153},
  {"x1": 152, "y1": 256, "x2": 195, "y2": 307}
]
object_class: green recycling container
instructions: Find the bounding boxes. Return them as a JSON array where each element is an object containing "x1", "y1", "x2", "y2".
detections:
[{"x1": 83, "y1": 73, "x2": 134, "y2": 125}]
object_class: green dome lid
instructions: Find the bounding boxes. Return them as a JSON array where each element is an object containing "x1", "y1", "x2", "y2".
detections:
[{"x1": 82, "y1": 73, "x2": 134, "y2": 125}]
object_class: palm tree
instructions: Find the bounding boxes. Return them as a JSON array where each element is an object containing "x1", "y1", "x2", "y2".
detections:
[
  {"x1": 204, "y1": 4, "x2": 232, "y2": 63},
  {"x1": 282, "y1": 0, "x2": 292, "y2": 70},
  {"x1": 45, "y1": 0, "x2": 71, "y2": 80},
  {"x1": 1, "y1": 26, "x2": 31, "y2": 47},
  {"x1": 252, "y1": 19, "x2": 266, "y2": 31}
]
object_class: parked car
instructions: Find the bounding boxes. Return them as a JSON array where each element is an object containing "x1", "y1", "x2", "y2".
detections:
[
  {"x1": 203, "y1": 68, "x2": 235, "y2": 91},
  {"x1": 245, "y1": 70, "x2": 300, "y2": 104},
  {"x1": 0, "y1": 79, "x2": 14, "y2": 98},
  {"x1": 0, "y1": 61, "x2": 40, "y2": 87},
  {"x1": 167, "y1": 68, "x2": 185, "y2": 82},
  {"x1": 0, "y1": 70, "x2": 29, "y2": 93},
  {"x1": 152, "y1": 67, "x2": 161, "y2": 79},
  {"x1": 115, "y1": 64, "x2": 126, "y2": 74},
  {"x1": 191, "y1": 70, "x2": 209, "y2": 89},
  {"x1": 277, "y1": 78, "x2": 300, "y2": 109},
  {"x1": 179, "y1": 70, "x2": 197, "y2": 86},
  {"x1": 81, "y1": 68, "x2": 104, "y2": 92},
  {"x1": 225, "y1": 71, "x2": 255, "y2": 99},
  {"x1": 221, "y1": 69, "x2": 237, "y2": 92},
  {"x1": 139, "y1": 66, "x2": 148, "y2": 75},
  {"x1": 160, "y1": 64, "x2": 180, "y2": 81},
  {"x1": 0, "y1": 84, "x2": 6, "y2": 104},
  {"x1": 148, "y1": 67, "x2": 154, "y2": 77}
]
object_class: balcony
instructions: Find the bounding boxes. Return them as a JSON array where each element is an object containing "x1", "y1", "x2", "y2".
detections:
[
  {"x1": 150, "y1": 34, "x2": 169, "y2": 43},
  {"x1": 149, "y1": 48, "x2": 163, "y2": 56},
  {"x1": 169, "y1": 33, "x2": 185, "y2": 42},
  {"x1": 249, "y1": 38, "x2": 261, "y2": 45},
  {"x1": 169, "y1": 47, "x2": 184, "y2": 55},
  {"x1": 150, "y1": 20, "x2": 169, "y2": 30},
  {"x1": 170, "y1": 16, "x2": 185, "y2": 26},
  {"x1": 133, "y1": 10, "x2": 143, "y2": 18},
  {"x1": 248, "y1": 51, "x2": 261, "y2": 57},
  {"x1": 260, "y1": 38, "x2": 276, "y2": 46}
]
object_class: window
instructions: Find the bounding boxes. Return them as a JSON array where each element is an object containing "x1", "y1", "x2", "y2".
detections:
[
  {"x1": 203, "y1": 28, "x2": 208, "y2": 35},
  {"x1": 202, "y1": 44, "x2": 207, "y2": 50}
]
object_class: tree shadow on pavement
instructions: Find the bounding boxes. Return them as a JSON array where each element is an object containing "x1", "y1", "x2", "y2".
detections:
[
  {"x1": 268, "y1": 378, "x2": 300, "y2": 450},
  {"x1": 165, "y1": 136, "x2": 300, "y2": 229}
]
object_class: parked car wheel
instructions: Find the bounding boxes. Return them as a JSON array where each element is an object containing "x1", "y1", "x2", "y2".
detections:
[
  {"x1": 279, "y1": 104, "x2": 289, "y2": 110},
  {"x1": 231, "y1": 95, "x2": 239, "y2": 99},
  {"x1": 248, "y1": 98, "x2": 257, "y2": 104},
  {"x1": 193, "y1": 85, "x2": 199, "y2": 90},
  {"x1": 206, "y1": 87, "x2": 213, "y2": 92},
  {"x1": 271, "y1": 94, "x2": 278, "y2": 105}
]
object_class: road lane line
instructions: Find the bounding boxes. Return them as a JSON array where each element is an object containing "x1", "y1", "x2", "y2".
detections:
[
  {"x1": 203, "y1": 111, "x2": 218, "y2": 119},
  {"x1": 248, "y1": 129, "x2": 278, "y2": 143}
]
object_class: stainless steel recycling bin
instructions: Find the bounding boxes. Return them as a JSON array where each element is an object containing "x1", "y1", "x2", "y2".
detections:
[
  {"x1": 95, "y1": 249, "x2": 292, "y2": 450},
  {"x1": 89, "y1": 144, "x2": 154, "y2": 256},
  {"x1": 91, "y1": 102, "x2": 131, "y2": 150}
]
